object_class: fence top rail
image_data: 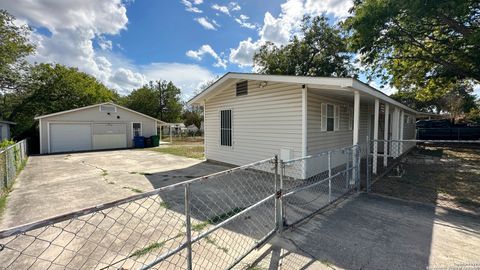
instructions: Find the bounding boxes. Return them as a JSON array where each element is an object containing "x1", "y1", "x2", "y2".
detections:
[
  {"x1": 283, "y1": 145, "x2": 358, "y2": 164},
  {"x1": 0, "y1": 139, "x2": 26, "y2": 155},
  {"x1": 371, "y1": 139, "x2": 480, "y2": 143},
  {"x1": 0, "y1": 156, "x2": 275, "y2": 239}
]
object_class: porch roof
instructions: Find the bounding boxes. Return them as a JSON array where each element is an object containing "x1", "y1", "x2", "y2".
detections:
[{"x1": 188, "y1": 72, "x2": 422, "y2": 115}]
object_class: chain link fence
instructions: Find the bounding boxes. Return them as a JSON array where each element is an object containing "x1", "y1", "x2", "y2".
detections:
[
  {"x1": 366, "y1": 138, "x2": 480, "y2": 194},
  {"x1": 280, "y1": 145, "x2": 360, "y2": 227},
  {"x1": 0, "y1": 144, "x2": 362, "y2": 269},
  {"x1": 1, "y1": 140, "x2": 28, "y2": 190}
]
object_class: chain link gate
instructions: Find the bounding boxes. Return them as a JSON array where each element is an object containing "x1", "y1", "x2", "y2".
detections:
[{"x1": 0, "y1": 145, "x2": 361, "y2": 269}]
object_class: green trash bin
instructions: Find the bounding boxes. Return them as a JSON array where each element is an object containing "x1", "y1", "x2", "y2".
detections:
[{"x1": 151, "y1": 135, "x2": 160, "y2": 147}]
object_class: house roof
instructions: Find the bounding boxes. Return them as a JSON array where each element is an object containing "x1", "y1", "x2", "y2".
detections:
[
  {"x1": 188, "y1": 72, "x2": 424, "y2": 115},
  {"x1": 0, "y1": 120, "x2": 16, "y2": 125},
  {"x1": 34, "y1": 102, "x2": 169, "y2": 125}
]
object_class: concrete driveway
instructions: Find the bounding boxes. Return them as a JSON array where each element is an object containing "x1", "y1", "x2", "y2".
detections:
[
  {"x1": 0, "y1": 149, "x2": 230, "y2": 229},
  {"x1": 248, "y1": 193, "x2": 480, "y2": 270}
]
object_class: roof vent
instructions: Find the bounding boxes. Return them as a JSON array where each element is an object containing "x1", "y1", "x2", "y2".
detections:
[
  {"x1": 236, "y1": 81, "x2": 248, "y2": 96},
  {"x1": 100, "y1": 105, "x2": 117, "y2": 112}
]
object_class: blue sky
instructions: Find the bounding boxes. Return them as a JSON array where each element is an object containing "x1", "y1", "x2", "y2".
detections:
[{"x1": 4, "y1": 0, "x2": 476, "y2": 99}]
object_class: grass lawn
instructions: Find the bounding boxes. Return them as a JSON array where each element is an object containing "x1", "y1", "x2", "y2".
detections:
[{"x1": 149, "y1": 145, "x2": 205, "y2": 160}]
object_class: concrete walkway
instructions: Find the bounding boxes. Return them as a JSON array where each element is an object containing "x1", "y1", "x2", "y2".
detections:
[
  {"x1": 0, "y1": 149, "x2": 230, "y2": 229},
  {"x1": 250, "y1": 193, "x2": 480, "y2": 270}
]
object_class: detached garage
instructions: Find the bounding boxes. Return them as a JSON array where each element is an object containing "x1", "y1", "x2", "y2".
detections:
[{"x1": 35, "y1": 103, "x2": 167, "y2": 154}]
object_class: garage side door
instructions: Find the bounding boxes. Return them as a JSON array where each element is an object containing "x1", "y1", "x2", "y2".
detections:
[
  {"x1": 50, "y1": 123, "x2": 92, "y2": 153},
  {"x1": 92, "y1": 123, "x2": 127, "y2": 150}
]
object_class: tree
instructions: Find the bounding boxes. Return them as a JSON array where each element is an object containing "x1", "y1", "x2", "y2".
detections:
[
  {"x1": 7, "y1": 63, "x2": 118, "y2": 139},
  {"x1": 345, "y1": 0, "x2": 480, "y2": 90},
  {"x1": 254, "y1": 15, "x2": 355, "y2": 77},
  {"x1": 0, "y1": 10, "x2": 35, "y2": 119},
  {"x1": 123, "y1": 80, "x2": 183, "y2": 123}
]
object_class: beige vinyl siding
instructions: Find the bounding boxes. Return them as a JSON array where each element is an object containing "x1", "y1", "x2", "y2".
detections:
[
  {"x1": 39, "y1": 105, "x2": 156, "y2": 153},
  {"x1": 205, "y1": 81, "x2": 302, "y2": 165},
  {"x1": 307, "y1": 91, "x2": 369, "y2": 156}
]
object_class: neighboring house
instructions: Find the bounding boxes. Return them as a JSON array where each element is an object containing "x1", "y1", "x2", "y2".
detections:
[
  {"x1": 35, "y1": 103, "x2": 167, "y2": 154},
  {"x1": 0, "y1": 120, "x2": 16, "y2": 141},
  {"x1": 170, "y1": 123, "x2": 186, "y2": 134},
  {"x1": 188, "y1": 73, "x2": 421, "y2": 168},
  {"x1": 187, "y1": 124, "x2": 199, "y2": 133}
]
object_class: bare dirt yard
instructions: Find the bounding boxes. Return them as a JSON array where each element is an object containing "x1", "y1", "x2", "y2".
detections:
[{"x1": 372, "y1": 145, "x2": 480, "y2": 215}]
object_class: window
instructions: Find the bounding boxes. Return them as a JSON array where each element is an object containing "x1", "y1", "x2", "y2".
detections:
[
  {"x1": 220, "y1": 110, "x2": 232, "y2": 146},
  {"x1": 321, "y1": 103, "x2": 339, "y2": 132},
  {"x1": 100, "y1": 105, "x2": 116, "y2": 112},
  {"x1": 132, "y1": 122, "x2": 142, "y2": 137},
  {"x1": 236, "y1": 81, "x2": 248, "y2": 96}
]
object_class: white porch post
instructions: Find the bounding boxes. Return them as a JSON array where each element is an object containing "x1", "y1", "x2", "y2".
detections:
[
  {"x1": 352, "y1": 91, "x2": 360, "y2": 186},
  {"x1": 203, "y1": 100, "x2": 207, "y2": 160},
  {"x1": 391, "y1": 107, "x2": 400, "y2": 158},
  {"x1": 353, "y1": 91, "x2": 360, "y2": 145},
  {"x1": 399, "y1": 110, "x2": 404, "y2": 155},
  {"x1": 373, "y1": 98, "x2": 379, "y2": 174},
  {"x1": 383, "y1": 103, "x2": 390, "y2": 167}
]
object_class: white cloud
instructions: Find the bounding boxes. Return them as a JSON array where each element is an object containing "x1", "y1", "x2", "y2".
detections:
[
  {"x1": 1, "y1": 0, "x2": 216, "y2": 97},
  {"x1": 229, "y1": 2, "x2": 241, "y2": 11},
  {"x1": 141, "y1": 63, "x2": 216, "y2": 99},
  {"x1": 195, "y1": 17, "x2": 218, "y2": 30},
  {"x1": 1, "y1": 0, "x2": 128, "y2": 35},
  {"x1": 370, "y1": 81, "x2": 398, "y2": 96},
  {"x1": 235, "y1": 14, "x2": 256, "y2": 29},
  {"x1": 180, "y1": 0, "x2": 203, "y2": 13},
  {"x1": 229, "y1": 38, "x2": 262, "y2": 67},
  {"x1": 228, "y1": 0, "x2": 353, "y2": 67},
  {"x1": 211, "y1": 4, "x2": 230, "y2": 16},
  {"x1": 186, "y1": 45, "x2": 227, "y2": 69},
  {"x1": 304, "y1": 0, "x2": 353, "y2": 20},
  {"x1": 98, "y1": 36, "x2": 113, "y2": 51}
]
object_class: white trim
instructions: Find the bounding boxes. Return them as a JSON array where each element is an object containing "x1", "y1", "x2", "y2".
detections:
[
  {"x1": 39, "y1": 119, "x2": 43, "y2": 154},
  {"x1": 302, "y1": 86, "x2": 307, "y2": 157},
  {"x1": 132, "y1": 122, "x2": 143, "y2": 137},
  {"x1": 353, "y1": 91, "x2": 360, "y2": 145},
  {"x1": 34, "y1": 102, "x2": 167, "y2": 125},
  {"x1": 47, "y1": 122, "x2": 50, "y2": 154}
]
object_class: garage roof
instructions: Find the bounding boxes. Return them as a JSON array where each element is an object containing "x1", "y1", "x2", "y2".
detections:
[
  {"x1": 34, "y1": 102, "x2": 169, "y2": 125},
  {"x1": 0, "y1": 120, "x2": 16, "y2": 125}
]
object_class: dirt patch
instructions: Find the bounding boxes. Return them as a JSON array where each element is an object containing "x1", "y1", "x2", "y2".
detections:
[{"x1": 372, "y1": 146, "x2": 480, "y2": 215}]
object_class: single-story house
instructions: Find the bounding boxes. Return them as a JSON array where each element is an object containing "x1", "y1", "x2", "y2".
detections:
[
  {"x1": 187, "y1": 124, "x2": 199, "y2": 133},
  {"x1": 0, "y1": 120, "x2": 16, "y2": 141},
  {"x1": 188, "y1": 73, "x2": 421, "y2": 171},
  {"x1": 35, "y1": 102, "x2": 167, "y2": 154}
]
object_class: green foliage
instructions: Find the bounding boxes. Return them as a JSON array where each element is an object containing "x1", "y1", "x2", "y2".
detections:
[
  {"x1": 6, "y1": 63, "x2": 118, "y2": 139},
  {"x1": 122, "y1": 81, "x2": 183, "y2": 123},
  {"x1": 182, "y1": 108, "x2": 202, "y2": 129},
  {"x1": 0, "y1": 10, "x2": 35, "y2": 96},
  {"x1": 345, "y1": 0, "x2": 480, "y2": 89},
  {"x1": 0, "y1": 139, "x2": 15, "y2": 149},
  {"x1": 254, "y1": 15, "x2": 355, "y2": 77}
]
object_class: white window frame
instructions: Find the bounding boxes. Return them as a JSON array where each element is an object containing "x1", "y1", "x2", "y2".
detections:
[
  {"x1": 132, "y1": 122, "x2": 142, "y2": 137},
  {"x1": 321, "y1": 103, "x2": 339, "y2": 132},
  {"x1": 219, "y1": 109, "x2": 233, "y2": 147}
]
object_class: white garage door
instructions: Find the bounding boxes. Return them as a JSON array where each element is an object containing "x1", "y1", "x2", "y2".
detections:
[
  {"x1": 50, "y1": 123, "x2": 92, "y2": 153},
  {"x1": 92, "y1": 123, "x2": 127, "y2": 150}
]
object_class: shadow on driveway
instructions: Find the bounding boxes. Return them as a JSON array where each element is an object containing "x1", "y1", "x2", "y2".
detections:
[{"x1": 249, "y1": 193, "x2": 480, "y2": 270}]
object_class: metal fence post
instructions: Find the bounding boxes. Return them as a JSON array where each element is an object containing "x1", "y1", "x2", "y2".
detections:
[
  {"x1": 328, "y1": 151, "x2": 332, "y2": 203},
  {"x1": 276, "y1": 159, "x2": 284, "y2": 233},
  {"x1": 184, "y1": 184, "x2": 193, "y2": 270},
  {"x1": 366, "y1": 136, "x2": 371, "y2": 192}
]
